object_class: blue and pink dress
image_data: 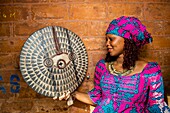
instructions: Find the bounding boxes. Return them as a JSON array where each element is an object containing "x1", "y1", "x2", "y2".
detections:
[{"x1": 88, "y1": 59, "x2": 170, "y2": 113}]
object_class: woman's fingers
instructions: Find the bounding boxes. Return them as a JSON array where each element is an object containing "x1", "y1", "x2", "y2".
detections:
[
  {"x1": 53, "y1": 91, "x2": 71, "y2": 100},
  {"x1": 65, "y1": 91, "x2": 70, "y2": 100},
  {"x1": 53, "y1": 96, "x2": 58, "y2": 100},
  {"x1": 59, "y1": 93, "x2": 66, "y2": 100}
]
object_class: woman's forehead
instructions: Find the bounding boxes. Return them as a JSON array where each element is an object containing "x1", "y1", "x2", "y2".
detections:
[{"x1": 106, "y1": 34, "x2": 124, "y2": 39}]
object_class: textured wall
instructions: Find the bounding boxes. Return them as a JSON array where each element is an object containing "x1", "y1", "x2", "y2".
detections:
[{"x1": 0, "y1": 0, "x2": 170, "y2": 113}]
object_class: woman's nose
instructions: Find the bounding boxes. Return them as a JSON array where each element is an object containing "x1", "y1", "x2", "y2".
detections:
[{"x1": 106, "y1": 40, "x2": 110, "y2": 46}]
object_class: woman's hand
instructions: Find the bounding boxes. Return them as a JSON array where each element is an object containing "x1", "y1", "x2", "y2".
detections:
[
  {"x1": 53, "y1": 91, "x2": 74, "y2": 106},
  {"x1": 53, "y1": 91, "x2": 71, "y2": 100}
]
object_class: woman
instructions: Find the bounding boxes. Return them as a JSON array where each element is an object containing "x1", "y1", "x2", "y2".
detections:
[{"x1": 54, "y1": 16, "x2": 170, "y2": 113}]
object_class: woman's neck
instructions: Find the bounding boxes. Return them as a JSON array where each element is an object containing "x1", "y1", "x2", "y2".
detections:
[{"x1": 113, "y1": 54, "x2": 124, "y2": 66}]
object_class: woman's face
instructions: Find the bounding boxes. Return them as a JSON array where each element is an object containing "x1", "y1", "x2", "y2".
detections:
[{"x1": 105, "y1": 34, "x2": 124, "y2": 56}]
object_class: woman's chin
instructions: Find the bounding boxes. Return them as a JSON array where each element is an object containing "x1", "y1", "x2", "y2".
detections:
[
  {"x1": 109, "y1": 52, "x2": 121, "y2": 57},
  {"x1": 109, "y1": 53, "x2": 116, "y2": 57}
]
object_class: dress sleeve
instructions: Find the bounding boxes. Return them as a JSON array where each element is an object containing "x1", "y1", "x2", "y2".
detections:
[
  {"x1": 88, "y1": 60, "x2": 103, "y2": 105},
  {"x1": 146, "y1": 62, "x2": 170, "y2": 113}
]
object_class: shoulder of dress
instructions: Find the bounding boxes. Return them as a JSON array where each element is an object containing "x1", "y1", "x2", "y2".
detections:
[
  {"x1": 96, "y1": 59, "x2": 105, "y2": 65},
  {"x1": 142, "y1": 62, "x2": 162, "y2": 78}
]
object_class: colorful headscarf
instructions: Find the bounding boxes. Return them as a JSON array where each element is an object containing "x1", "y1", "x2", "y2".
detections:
[{"x1": 106, "y1": 16, "x2": 152, "y2": 47}]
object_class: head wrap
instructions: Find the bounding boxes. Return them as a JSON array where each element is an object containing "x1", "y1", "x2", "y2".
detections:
[{"x1": 106, "y1": 16, "x2": 152, "y2": 47}]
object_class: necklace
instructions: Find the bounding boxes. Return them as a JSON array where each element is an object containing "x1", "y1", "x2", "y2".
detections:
[{"x1": 108, "y1": 62, "x2": 134, "y2": 76}]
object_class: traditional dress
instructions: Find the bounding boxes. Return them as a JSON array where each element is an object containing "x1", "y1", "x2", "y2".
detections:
[{"x1": 88, "y1": 59, "x2": 170, "y2": 113}]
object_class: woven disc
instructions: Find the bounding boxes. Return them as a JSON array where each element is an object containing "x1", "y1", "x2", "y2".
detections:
[{"x1": 20, "y1": 26, "x2": 88, "y2": 97}]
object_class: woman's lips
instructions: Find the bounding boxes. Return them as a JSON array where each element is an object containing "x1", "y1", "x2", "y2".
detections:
[{"x1": 107, "y1": 48, "x2": 113, "y2": 52}]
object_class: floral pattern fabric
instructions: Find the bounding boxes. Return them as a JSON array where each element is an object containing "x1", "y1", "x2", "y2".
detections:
[{"x1": 88, "y1": 59, "x2": 170, "y2": 113}]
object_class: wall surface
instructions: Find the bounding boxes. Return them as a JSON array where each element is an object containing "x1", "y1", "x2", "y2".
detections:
[{"x1": 0, "y1": 0, "x2": 170, "y2": 113}]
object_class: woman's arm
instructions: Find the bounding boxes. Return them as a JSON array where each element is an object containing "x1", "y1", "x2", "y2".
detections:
[
  {"x1": 53, "y1": 91, "x2": 95, "y2": 106},
  {"x1": 73, "y1": 91, "x2": 96, "y2": 106},
  {"x1": 72, "y1": 60, "x2": 103, "y2": 106},
  {"x1": 146, "y1": 62, "x2": 170, "y2": 112}
]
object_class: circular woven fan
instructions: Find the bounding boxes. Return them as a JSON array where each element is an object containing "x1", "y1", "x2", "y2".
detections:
[{"x1": 20, "y1": 26, "x2": 88, "y2": 97}]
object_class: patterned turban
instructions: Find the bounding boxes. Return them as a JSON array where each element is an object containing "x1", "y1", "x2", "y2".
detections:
[{"x1": 106, "y1": 16, "x2": 152, "y2": 47}]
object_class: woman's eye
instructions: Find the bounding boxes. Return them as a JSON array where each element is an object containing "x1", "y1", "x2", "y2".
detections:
[
  {"x1": 110, "y1": 37, "x2": 114, "y2": 41},
  {"x1": 106, "y1": 37, "x2": 115, "y2": 42}
]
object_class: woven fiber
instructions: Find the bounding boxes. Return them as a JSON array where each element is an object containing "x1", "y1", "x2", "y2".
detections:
[{"x1": 20, "y1": 26, "x2": 88, "y2": 97}]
